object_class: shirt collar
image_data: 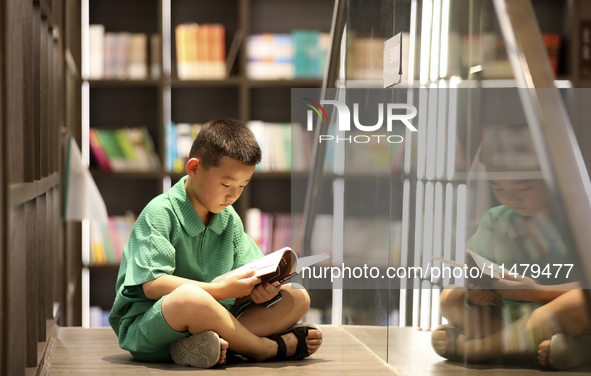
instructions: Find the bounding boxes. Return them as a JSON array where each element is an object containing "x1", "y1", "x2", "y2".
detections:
[{"x1": 168, "y1": 176, "x2": 227, "y2": 237}]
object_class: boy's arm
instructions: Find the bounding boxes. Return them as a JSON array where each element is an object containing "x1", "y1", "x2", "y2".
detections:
[
  {"x1": 142, "y1": 270, "x2": 261, "y2": 301},
  {"x1": 492, "y1": 278, "x2": 580, "y2": 303}
]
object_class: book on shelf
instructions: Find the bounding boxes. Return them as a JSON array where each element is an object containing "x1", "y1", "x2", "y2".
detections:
[
  {"x1": 88, "y1": 25, "x2": 105, "y2": 79},
  {"x1": 89, "y1": 127, "x2": 160, "y2": 172},
  {"x1": 246, "y1": 209, "x2": 296, "y2": 256},
  {"x1": 165, "y1": 122, "x2": 203, "y2": 173},
  {"x1": 175, "y1": 23, "x2": 226, "y2": 80},
  {"x1": 88, "y1": 25, "x2": 150, "y2": 80},
  {"x1": 128, "y1": 33, "x2": 148, "y2": 79},
  {"x1": 247, "y1": 121, "x2": 311, "y2": 172},
  {"x1": 89, "y1": 213, "x2": 136, "y2": 266},
  {"x1": 246, "y1": 31, "x2": 329, "y2": 80}
]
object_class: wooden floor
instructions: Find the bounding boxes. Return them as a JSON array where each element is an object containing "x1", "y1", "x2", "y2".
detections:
[
  {"x1": 345, "y1": 326, "x2": 591, "y2": 376},
  {"x1": 45, "y1": 326, "x2": 397, "y2": 375},
  {"x1": 42, "y1": 326, "x2": 591, "y2": 375}
]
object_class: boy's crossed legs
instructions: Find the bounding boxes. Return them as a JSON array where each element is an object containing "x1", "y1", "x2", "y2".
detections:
[
  {"x1": 161, "y1": 283, "x2": 322, "y2": 365},
  {"x1": 433, "y1": 288, "x2": 591, "y2": 367}
]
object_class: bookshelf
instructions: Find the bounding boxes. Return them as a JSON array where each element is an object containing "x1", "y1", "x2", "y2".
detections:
[
  {"x1": 82, "y1": 0, "x2": 334, "y2": 324},
  {"x1": 0, "y1": 0, "x2": 83, "y2": 372}
]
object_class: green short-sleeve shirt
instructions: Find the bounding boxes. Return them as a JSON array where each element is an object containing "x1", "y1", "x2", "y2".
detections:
[
  {"x1": 108, "y1": 175, "x2": 263, "y2": 338},
  {"x1": 465, "y1": 205, "x2": 577, "y2": 320},
  {"x1": 466, "y1": 205, "x2": 575, "y2": 285}
]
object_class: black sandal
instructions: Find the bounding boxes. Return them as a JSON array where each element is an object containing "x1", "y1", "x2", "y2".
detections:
[{"x1": 268, "y1": 323, "x2": 321, "y2": 361}]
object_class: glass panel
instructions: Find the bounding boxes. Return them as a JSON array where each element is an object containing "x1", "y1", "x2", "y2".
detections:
[
  {"x1": 340, "y1": 0, "x2": 396, "y2": 362},
  {"x1": 295, "y1": 0, "x2": 591, "y2": 371}
]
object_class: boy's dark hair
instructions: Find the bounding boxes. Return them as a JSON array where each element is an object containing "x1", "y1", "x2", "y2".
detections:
[
  {"x1": 479, "y1": 124, "x2": 540, "y2": 172},
  {"x1": 189, "y1": 119, "x2": 262, "y2": 169}
]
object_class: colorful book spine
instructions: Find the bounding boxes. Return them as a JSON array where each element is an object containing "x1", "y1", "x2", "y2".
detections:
[
  {"x1": 247, "y1": 122, "x2": 310, "y2": 172},
  {"x1": 90, "y1": 128, "x2": 160, "y2": 172},
  {"x1": 245, "y1": 210, "x2": 297, "y2": 255},
  {"x1": 175, "y1": 23, "x2": 226, "y2": 80},
  {"x1": 107, "y1": 217, "x2": 124, "y2": 262},
  {"x1": 89, "y1": 128, "x2": 112, "y2": 171},
  {"x1": 165, "y1": 122, "x2": 203, "y2": 172},
  {"x1": 166, "y1": 122, "x2": 176, "y2": 172},
  {"x1": 247, "y1": 31, "x2": 328, "y2": 79},
  {"x1": 88, "y1": 214, "x2": 136, "y2": 266}
]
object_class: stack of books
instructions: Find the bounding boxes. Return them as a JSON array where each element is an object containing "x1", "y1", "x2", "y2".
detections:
[
  {"x1": 175, "y1": 23, "x2": 226, "y2": 80},
  {"x1": 89, "y1": 127, "x2": 160, "y2": 172},
  {"x1": 165, "y1": 122, "x2": 203, "y2": 173},
  {"x1": 89, "y1": 213, "x2": 136, "y2": 266},
  {"x1": 247, "y1": 121, "x2": 312, "y2": 172},
  {"x1": 88, "y1": 25, "x2": 160, "y2": 80},
  {"x1": 246, "y1": 209, "x2": 299, "y2": 255},
  {"x1": 247, "y1": 31, "x2": 330, "y2": 79}
]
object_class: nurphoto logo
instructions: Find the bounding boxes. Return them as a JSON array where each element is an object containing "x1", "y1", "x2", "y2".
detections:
[{"x1": 303, "y1": 98, "x2": 418, "y2": 144}]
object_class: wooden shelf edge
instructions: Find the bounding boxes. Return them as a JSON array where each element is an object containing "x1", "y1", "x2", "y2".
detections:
[
  {"x1": 87, "y1": 79, "x2": 162, "y2": 87},
  {"x1": 90, "y1": 170, "x2": 165, "y2": 179},
  {"x1": 170, "y1": 76, "x2": 243, "y2": 87},
  {"x1": 86, "y1": 264, "x2": 121, "y2": 271},
  {"x1": 247, "y1": 78, "x2": 323, "y2": 88},
  {"x1": 90, "y1": 170, "x2": 309, "y2": 179},
  {"x1": 9, "y1": 172, "x2": 61, "y2": 207}
]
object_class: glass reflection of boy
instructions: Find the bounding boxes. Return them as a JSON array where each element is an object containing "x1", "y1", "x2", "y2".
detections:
[{"x1": 431, "y1": 125, "x2": 590, "y2": 370}]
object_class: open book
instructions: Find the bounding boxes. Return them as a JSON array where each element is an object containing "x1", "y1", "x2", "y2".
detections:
[
  {"x1": 212, "y1": 247, "x2": 330, "y2": 287},
  {"x1": 432, "y1": 249, "x2": 509, "y2": 280}
]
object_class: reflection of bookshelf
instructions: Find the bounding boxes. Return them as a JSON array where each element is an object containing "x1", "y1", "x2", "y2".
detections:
[{"x1": 83, "y1": 0, "x2": 334, "y2": 325}]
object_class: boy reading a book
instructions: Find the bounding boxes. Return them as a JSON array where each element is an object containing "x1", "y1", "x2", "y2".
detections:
[
  {"x1": 431, "y1": 125, "x2": 590, "y2": 369},
  {"x1": 108, "y1": 119, "x2": 322, "y2": 368}
]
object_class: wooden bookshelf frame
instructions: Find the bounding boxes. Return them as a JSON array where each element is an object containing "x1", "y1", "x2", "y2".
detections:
[{"x1": 0, "y1": 0, "x2": 82, "y2": 374}]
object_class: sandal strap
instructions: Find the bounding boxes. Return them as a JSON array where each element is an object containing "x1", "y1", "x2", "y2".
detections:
[
  {"x1": 268, "y1": 334, "x2": 287, "y2": 360},
  {"x1": 290, "y1": 326, "x2": 309, "y2": 360}
]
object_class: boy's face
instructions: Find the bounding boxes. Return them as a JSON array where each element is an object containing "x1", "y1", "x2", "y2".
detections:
[
  {"x1": 186, "y1": 156, "x2": 255, "y2": 218},
  {"x1": 489, "y1": 179, "x2": 552, "y2": 217}
]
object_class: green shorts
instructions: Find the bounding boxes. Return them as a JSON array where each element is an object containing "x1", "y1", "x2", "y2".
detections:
[
  {"x1": 120, "y1": 295, "x2": 254, "y2": 362},
  {"x1": 484, "y1": 299, "x2": 542, "y2": 324},
  {"x1": 123, "y1": 296, "x2": 191, "y2": 362}
]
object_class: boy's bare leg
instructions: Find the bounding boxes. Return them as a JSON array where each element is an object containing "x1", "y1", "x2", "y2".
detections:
[
  {"x1": 437, "y1": 289, "x2": 591, "y2": 363},
  {"x1": 535, "y1": 290, "x2": 591, "y2": 366},
  {"x1": 236, "y1": 284, "x2": 322, "y2": 357},
  {"x1": 440, "y1": 286, "x2": 505, "y2": 338},
  {"x1": 237, "y1": 284, "x2": 311, "y2": 335},
  {"x1": 161, "y1": 283, "x2": 321, "y2": 362}
]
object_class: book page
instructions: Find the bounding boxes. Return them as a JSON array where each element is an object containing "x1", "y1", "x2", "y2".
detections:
[
  {"x1": 431, "y1": 256, "x2": 464, "y2": 269},
  {"x1": 466, "y1": 250, "x2": 506, "y2": 279},
  {"x1": 295, "y1": 253, "x2": 331, "y2": 273},
  {"x1": 212, "y1": 247, "x2": 294, "y2": 283},
  {"x1": 260, "y1": 250, "x2": 296, "y2": 284}
]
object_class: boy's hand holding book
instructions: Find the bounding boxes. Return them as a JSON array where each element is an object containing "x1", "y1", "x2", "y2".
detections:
[
  {"x1": 249, "y1": 281, "x2": 281, "y2": 304},
  {"x1": 466, "y1": 286, "x2": 497, "y2": 306},
  {"x1": 218, "y1": 270, "x2": 261, "y2": 300},
  {"x1": 491, "y1": 275, "x2": 539, "y2": 301}
]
